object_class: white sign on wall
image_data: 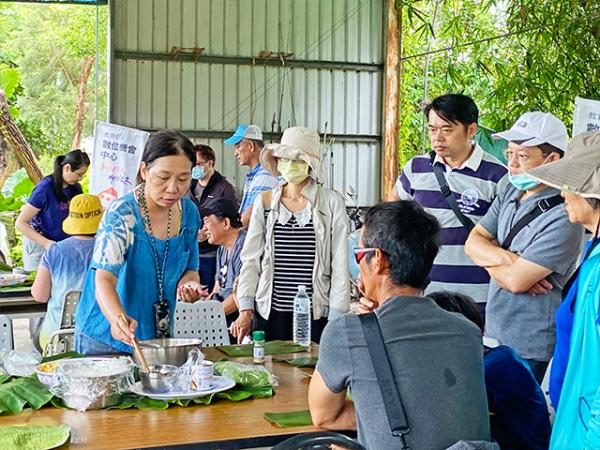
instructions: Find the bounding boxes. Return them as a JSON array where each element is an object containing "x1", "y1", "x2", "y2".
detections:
[
  {"x1": 89, "y1": 121, "x2": 149, "y2": 208},
  {"x1": 573, "y1": 96, "x2": 600, "y2": 137}
]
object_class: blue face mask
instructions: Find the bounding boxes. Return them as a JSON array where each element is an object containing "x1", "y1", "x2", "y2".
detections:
[
  {"x1": 192, "y1": 165, "x2": 206, "y2": 180},
  {"x1": 508, "y1": 172, "x2": 540, "y2": 191}
]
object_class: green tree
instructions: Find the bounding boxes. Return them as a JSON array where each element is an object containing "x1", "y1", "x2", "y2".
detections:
[
  {"x1": 0, "y1": 2, "x2": 108, "y2": 157},
  {"x1": 398, "y1": 0, "x2": 600, "y2": 164}
]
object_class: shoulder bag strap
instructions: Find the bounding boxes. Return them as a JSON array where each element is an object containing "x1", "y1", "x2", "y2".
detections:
[
  {"x1": 359, "y1": 312, "x2": 412, "y2": 450},
  {"x1": 501, "y1": 195, "x2": 564, "y2": 250},
  {"x1": 429, "y1": 152, "x2": 475, "y2": 231}
]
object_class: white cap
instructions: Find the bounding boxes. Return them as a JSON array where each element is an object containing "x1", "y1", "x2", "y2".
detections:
[{"x1": 492, "y1": 111, "x2": 569, "y2": 152}]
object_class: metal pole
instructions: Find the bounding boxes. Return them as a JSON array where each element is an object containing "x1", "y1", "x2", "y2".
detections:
[{"x1": 95, "y1": 3, "x2": 100, "y2": 121}]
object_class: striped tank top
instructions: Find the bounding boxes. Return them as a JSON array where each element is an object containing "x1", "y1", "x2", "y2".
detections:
[{"x1": 271, "y1": 204, "x2": 316, "y2": 312}]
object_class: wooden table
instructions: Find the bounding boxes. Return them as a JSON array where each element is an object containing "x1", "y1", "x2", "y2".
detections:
[
  {"x1": 0, "y1": 290, "x2": 46, "y2": 319},
  {"x1": 0, "y1": 348, "x2": 321, "y2": 449}
]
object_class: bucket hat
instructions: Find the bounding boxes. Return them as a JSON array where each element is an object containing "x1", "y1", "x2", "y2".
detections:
[
  {"x1": 62, "y1": 194, "x2": 103, "y2": 235},
  {"x1": 260, "y1": 126, "x2": 323, "y2": 182},
  {"x1": 526, "y1": 131, "x2": 600, "y2": 199},
  {"x1": 492, "y1": 111, "x2": 569, "y2": 152}
]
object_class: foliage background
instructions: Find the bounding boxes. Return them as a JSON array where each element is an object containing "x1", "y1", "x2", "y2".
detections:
[
  {"x1": 0, "y1": 2, "x2": 106, "y2": 266},
  {"x1": 0, "y1": 2, "x2": 108, "y2": 160},
  {"x1": 397, "y1": 0, "x2": 600, "y2": 164}
]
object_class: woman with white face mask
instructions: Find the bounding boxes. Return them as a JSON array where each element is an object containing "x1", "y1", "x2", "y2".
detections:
[
  {"x1": 186, "y1": 144, "x2": 238, "y2": 292},
  {"x1": 232, "y1": 127, "x2": 350, "y2": 343}
]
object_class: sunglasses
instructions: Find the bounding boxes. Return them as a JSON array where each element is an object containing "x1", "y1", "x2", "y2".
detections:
[{"x1": 353, "y1": 247, "x2": 378, "y2": 264}]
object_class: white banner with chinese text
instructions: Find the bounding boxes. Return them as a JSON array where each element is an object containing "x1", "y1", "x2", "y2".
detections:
[
  {"x1": 89, "y1": 121, "x2": 149, "y2": 208},
  {"x1": 573, "y1": 96, "x2": 600, "y2": 137}
]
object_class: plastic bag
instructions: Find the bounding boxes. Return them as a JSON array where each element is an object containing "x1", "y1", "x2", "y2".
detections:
[
  {"x1": 213, "y1": 360, "x2": 278, "y2": 388},
  {"x1": 50, "y1": 357, "x2": 134, "y2": 411},
  {"x1": 1, "y1": 344, "x2": 42, "y2": 377},
  {"x1": 175, "y1": 347, "x2": 206, "y2": 391}
]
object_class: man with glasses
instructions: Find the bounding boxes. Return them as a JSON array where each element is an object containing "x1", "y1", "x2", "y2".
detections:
[
  {"x1": 465, "y1": 111, "x2": 584, "y2": 382},
  {"x1": 187, "y1": 144, "x2": 237, "y2": 292},
  {"x1": 309, "y1": 201, "x2": 491, "y2": 449}
]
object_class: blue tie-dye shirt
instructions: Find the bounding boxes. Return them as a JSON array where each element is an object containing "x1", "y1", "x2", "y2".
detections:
[
  {"x1": 75, "y1": 192, "x2": 200, "y2": 353},
  {"x1": 38, "y1": 237, "x2": 95, "y2": 350}
]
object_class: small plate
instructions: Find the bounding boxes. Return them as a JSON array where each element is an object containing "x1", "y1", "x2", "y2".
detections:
[{"x1": 130, "y1": 375, "x2": 236, "y2": 400}]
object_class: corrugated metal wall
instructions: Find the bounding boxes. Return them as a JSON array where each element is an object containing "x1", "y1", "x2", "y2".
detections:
[{"x1": 110, "y1": 0, "x2": 384, "y2": 205}]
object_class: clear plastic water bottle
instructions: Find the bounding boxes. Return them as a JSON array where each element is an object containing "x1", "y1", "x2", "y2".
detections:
[{"x1": 293, "y1": 285, "x2": 311, "y2": 347}]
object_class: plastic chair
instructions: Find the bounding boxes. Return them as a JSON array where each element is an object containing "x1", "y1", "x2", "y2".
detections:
[
  {"x1": 173, "y1": 300, "x2": 230, "y2": 346},
  {"x1": 0, "y1": 314, "x2": 13, "y2": 353},
  {"x1": 43, "y1": 290, "x2": 81, "y2": 357},
  {"x1": 540, "y1": 357, "x2": 556, "y2": 425},
  {"x1": 271, "y1": 431, "x2": 366, "y2": 450}
]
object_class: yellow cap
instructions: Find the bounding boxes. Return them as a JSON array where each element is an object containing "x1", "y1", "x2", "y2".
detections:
[{"x1": 62, "y1": 194, "x2": 103, "y2": 235}]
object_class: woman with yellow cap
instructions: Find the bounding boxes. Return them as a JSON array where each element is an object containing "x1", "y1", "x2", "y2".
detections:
[{"x1": 31, "y1": 193, "x2": 103, "y2": 352}]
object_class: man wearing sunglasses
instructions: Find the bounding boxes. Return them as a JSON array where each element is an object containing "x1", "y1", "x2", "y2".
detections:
[
  {"x1": 465, "y1": 111, "x2": 583, "y2": 383},
  {"x1": 309, "y1": 201, "x2": 490, "y2": 450}
]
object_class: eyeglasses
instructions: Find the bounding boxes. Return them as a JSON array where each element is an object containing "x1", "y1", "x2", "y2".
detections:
[
  {"x1": 353, "y1": 247, "x2": 378, "y2": 264},
  {"x1": 503, "y1": 149, "x2": 548, "y2": 165}
]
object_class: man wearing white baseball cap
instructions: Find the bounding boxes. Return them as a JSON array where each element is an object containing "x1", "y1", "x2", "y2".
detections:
[
  {"x1": 224, "y1": 124, "x2": 279, "y2": 227},
  {"x1": 465, "y1": 111, "x2": 584, "y2": 382}
]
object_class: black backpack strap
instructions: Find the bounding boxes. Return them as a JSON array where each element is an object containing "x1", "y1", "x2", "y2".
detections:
[
  {"x1": 429, "y1": 152, "x2": 475, "y2": 231},
  {"x1": 501, "y1": 195, "x2": 564, "y2": 250},
  {"x1": 359, "y1": 313, "x2": 411, "y2": 450}
]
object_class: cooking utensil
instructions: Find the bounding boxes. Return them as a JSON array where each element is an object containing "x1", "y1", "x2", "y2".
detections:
[
  {"x1": 119, "y1": 313, "x2": 150, "y2": 373},
  {"x1": 133, "y1": 338, "x2": 203, "y2": 367},
  {"x1": 53, "y1": 358, "x2": 133, "y2": 411},
  {"x1": 139, "y1": 364, "x2": 179, "y2": 393}
]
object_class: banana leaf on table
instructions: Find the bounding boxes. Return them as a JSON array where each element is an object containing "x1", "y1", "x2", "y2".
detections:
[
  {"x1": 216, "y1": 340, "x2": 309, "y2": 357},
  {"x1": 264, "y1": 410, "x2": 313, "y2": 428},
  {"x1": 274, "y1": 356, "x2": 318, "y2": 367},
  {"x1": 0, "y1": 376, "x2": 53, "y2": 415},
  {"x1": 0, "y1": 424, "x2": 70, "y2": 450}
]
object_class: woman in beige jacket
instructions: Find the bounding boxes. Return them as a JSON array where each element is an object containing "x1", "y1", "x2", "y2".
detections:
[{"x1": 231, "y1": 127, "x2": 350, "y2": 343}]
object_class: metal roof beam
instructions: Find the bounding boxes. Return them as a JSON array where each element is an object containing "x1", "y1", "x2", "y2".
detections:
[
  {"x1": 136, "y1": 129, "x2": 381, "y2": 144},
  {"x1": 113, "y1": 51, "x2": 383, "y2": 73}
]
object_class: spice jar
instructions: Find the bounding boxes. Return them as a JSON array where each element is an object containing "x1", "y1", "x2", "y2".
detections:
[{"x1": 252, "y1": 330, "x2": 266, "y2": 364}]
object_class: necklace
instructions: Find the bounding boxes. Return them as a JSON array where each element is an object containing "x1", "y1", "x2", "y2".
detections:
[{"x1": 137, "y1": 183, "x2": 172, "y2": 302}]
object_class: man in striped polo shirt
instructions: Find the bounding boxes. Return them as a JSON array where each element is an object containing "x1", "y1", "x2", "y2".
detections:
[
  {"x1": 389, "y1": 94, "x2": 507, "y2": 309},
  {"x1": 224, "y1": 124, "x2": 279, "y2": 228}
]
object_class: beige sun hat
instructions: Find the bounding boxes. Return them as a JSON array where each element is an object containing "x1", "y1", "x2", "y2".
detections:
[
  {"x1": 260, "y1": 126, "x2": 324, "y2": 182},
  {"x1": 526, "y1": 131, "x2": 600, "y2": 199}
]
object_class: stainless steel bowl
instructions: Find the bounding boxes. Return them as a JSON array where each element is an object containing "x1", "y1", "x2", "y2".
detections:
[
  {"x1": 56, "y1": 358, "x2": 132, "y2": 411},
  {"x1": 134, "y1": 338, "x2": 202, "y2": 367},
  {"x1": 140, "y1": 364, "x2": 179, "y2": 393}
]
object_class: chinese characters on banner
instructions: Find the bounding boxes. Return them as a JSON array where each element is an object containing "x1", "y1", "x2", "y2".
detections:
[
  {"x1": 573, "y1": 96, "x2": 600, "y2": 136},
  {"x1": 89, "y1": 121, "x2": 149, "y2": 208}
]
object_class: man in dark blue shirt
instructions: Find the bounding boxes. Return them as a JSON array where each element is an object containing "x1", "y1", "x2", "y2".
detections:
[{"x1": 428, "y1": 291, "x2": 551, "y2": 450}]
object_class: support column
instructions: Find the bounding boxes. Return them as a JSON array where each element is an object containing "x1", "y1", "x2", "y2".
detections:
[{"x1": 382, "y1": 0, "x2": 402, "y2": 200}]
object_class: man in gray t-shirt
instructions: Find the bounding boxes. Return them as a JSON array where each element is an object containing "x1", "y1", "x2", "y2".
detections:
[
  {"x1": 309, "y1": 201, "x2": 490, "y2": 450},
  {"x1": 465, "y1": 112, "x2": 583, "y2": 382}
]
